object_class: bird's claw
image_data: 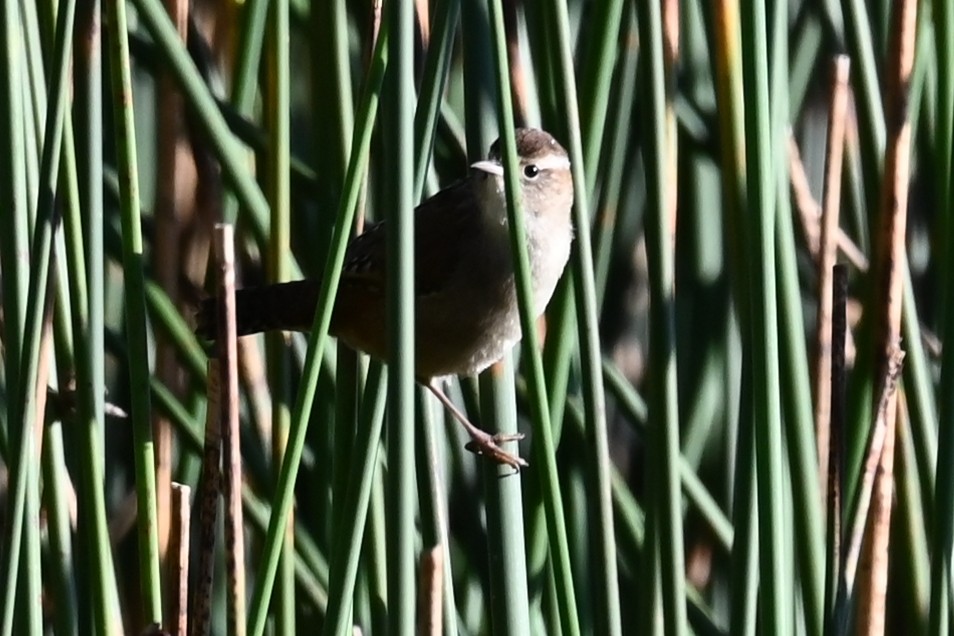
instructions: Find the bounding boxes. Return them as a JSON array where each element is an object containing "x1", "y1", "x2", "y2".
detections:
[{"x1": 465, "y1": 431, "x2": 529, "y2": 471}]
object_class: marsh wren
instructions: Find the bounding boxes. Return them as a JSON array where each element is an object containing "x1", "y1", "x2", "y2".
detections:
[{"x1": 198, "y1": 128, "x2": 574, "y2": 469}]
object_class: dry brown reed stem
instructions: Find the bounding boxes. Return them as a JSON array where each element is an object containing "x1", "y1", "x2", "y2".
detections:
[
  {"x1": 169, "y1": 483, "x2": 191, "y2": 636},
  {"x1": 825, "y1": 264, "x2": 848, "y2": 630},
  {"x1": 418, "y1": 546, "x2": 443, "y2": 636},
  {"x1": 855, "y1": 0, "x2": 918, "y2": 632},
  {"x1": 843, "y1": 346, "x2": 904, "y2": 595},
  {"x1": 854, "y1": 360, "x2": 902, "y2": 635},
  {"x1": 154, "y1": 0, "x2": 194, "y2": 562},
  {"x1": 192, "y1": 359, "x2": 221, "y2": 636},
  {"x1": 814, "y1": 56, "x2": 851, "y2": 512},
  {"x1": 214, "y1": 224, "x2": 246, "y2": 636},
  {"x1": 788, "y1": 135, "x2": 821, "y2": 256}
]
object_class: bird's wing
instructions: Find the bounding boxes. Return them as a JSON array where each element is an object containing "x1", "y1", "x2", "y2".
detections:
[
  {"x1": 340, "y1": 179, "x2": 479, "y2": 297},
  {"x1": 413, "y1": 180, "x2": 479, "y2": 297},
  {"x1": 341, "y1": 221, "x2": 387, "y2": 292}
]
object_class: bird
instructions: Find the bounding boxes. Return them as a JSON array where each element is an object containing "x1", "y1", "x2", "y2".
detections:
[{"x1": 197, "y1": 127, "x2": 574, "y2": 469}]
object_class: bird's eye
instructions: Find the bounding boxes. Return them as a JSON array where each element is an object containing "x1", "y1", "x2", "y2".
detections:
[{"x1": 523, "y1": 164, "x2": 540, "y2": 179}]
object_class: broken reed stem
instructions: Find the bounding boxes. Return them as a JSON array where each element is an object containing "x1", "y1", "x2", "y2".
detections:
[
  {"x1": 214, "y1": 224, "x2": 246, "y2": 636},
  {"x1": 825, "y1": 264, "x2": 847, "y2": 632},
  {"x1": 170, "y1": 483, "x2": 191, "y2": 636},
  {"x1": 153, "y1": 0, "x2": 192, "y2": 564},
  {"x1": 192, "y1": 359, "x2": 221, "y2": 636},
  {"x1": 814, "y1": 56, "x2": 851, "y2": 511}
]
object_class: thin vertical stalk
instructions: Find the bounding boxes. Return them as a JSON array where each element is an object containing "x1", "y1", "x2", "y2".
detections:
[
  {"x1": 43, "y1": 415, "x2": 79, "y2": 636},
  {"x1": 322, "y1": 365, "x2": 389, "y2": 636},
  {"x1": 770, "y1": 2, "x2": 822, "y2": 632},
  {"x1": 221, "y1": 0, "x2": 270, "y2": 225},
  {"x1": 826, "y1": 265, "x2": 848, "y2": 633},
  {"x1": 892, "y1": 400, "x2": 930, "y2": 633},
  {"x1": 413, "y1": 0, "x2": 460, "y2": 199},
  {"x1": 592, "y1": 20, "x2": 638, "y2": 305},
  {"x1": 170, "y1": 483, "x2": 191, "y2": 636},
  {"x1": 152, "y1": 0, "x2": 190, "y2": 573},
  {"x1": 0, "y1": 0, "x2": 27, "y2": 618},
  {"x1": 848, "y1": 353, "x2": 903, "y2": 632},
  {"x1": 857, "y1": 1, "x2": 918, "y2": 631},
  {"x1": 215, "y1": 225, "x2": 247, "y2": 636},
  {"x1": 327, "y1": 5, "x2": 375, "y2": 579},
  {"x1": 931, "y1": 0, "x2": 954, "y2": 628},
  {"x1": 738, "y1": 1, "x2": 789, "y2": 632},
  {"x1": 577, "y1": 0, "x2": 626, "y2": 198},
  {"x1": 195, "y1": 362, "x2": 223, "y2": 636},
  {"x1": 0, "y1": 0, "x2": 28, "y2": 417},
  {"x1": 705, "y1": 9, "x2": 759, "y2": 627},
  {"x1": 385, "y1": 0, "x2": 417, "y2": 632},
  {"x1": 412, "y1": 8, "x2": 460, "y2": 625},
  {"x1": 104, "y1": 0, "x2": 162, "y2": 620},
  {"x1": 901, "y1": 260, "x2": 938, "y2": 524},
  {"x1": 543, "y1": 0, "x2": 621, "y2": 631},
  {"x1": 708, "y1": 0, "x2": 748, "y2": 285},
  {"x1": 246, "y1": 23, "x2": 390, "y2": 636},
  {"x1": 60, "y1": 68, "x2": 119, "y2": 636},
  {"x1": 1, "y1": 0, "x2": 73, "y2": 632},
  {"x1": 266, "y1": 0, "x2": 293, "y2": 630},
  {"x1": 418, "y1": 547, "x2": 443, "y2": 635},
  {"x1": 19, "y1": 404, "x2": 41, "y2": 636},
  {"x1": 44, "y1": 179, "x2": 80, "y2": 635},
  {"x1": 634, "y1": 0, "x2": 686, "y2": 633},
  {"x1": 415, "y1": 396, "x2": 459, "y2": 636},
  {"x1": 311, "y1": 0, "x2": 353, "y2": 191},
  {"x1": 230, "y1": 0, "x2": 270, "y2": 114},
  {"x1": 461, "y1": 0, "x2": 498, "y2": 147},
  {"x1": 74, "y1": 0, "x2": 105, "y2": 460},
  {"x1": 839, "y1": 0, "x2": 886, "y2": 506},
  {"x1": 480, "y1": 361, "x2": 531, "y2": 634},
  {"x1": 841, "y1": 4, "x2": 929, "y2": 521},
  {"x1": 933, "y1": 0, "x2": 954, "y2": 324},
  {"x1": 729, "y1": 404, "x2": 759, "y2": 636},
  {"x1": 485, "y1": 1, "x2": 581, "y2": 635},
  {"x1": 815, "y1": 57, "x2": 851, "y2": 511},
  {"x1": 841, "y1": 0, "x2": 886, "y2": 183}
]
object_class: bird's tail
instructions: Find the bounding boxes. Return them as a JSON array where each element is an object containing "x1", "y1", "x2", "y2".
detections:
[{"x1": 195, "y1": 280, "x2": 321, "y2": 340}]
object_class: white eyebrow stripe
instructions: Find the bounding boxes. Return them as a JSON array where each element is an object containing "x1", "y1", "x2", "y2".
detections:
[
  {"x1": 471, "y1": 159, "x2": 504, "y2": 175},
  {"x1": 532, "y1": 155, "x2": 571, "y2": 171}
]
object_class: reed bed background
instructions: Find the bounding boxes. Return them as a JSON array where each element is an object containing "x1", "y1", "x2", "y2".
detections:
[{"x1": 0, "y1": 0, "x2": 950, "y2": 634}]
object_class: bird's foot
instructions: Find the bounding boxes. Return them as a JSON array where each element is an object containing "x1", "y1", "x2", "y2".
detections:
[{"x1": 464, "y1": 431, "x2": 529, "y2": 472}]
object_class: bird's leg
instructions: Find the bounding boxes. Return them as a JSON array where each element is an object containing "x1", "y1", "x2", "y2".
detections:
[{"x1": 425, "y1": 380, "x2": 529, "y2": 471}]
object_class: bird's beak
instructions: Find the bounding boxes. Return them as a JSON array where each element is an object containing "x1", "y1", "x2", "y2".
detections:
[{"x1": 470, "y1": 160, "x2": 504, "y2": 176}]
